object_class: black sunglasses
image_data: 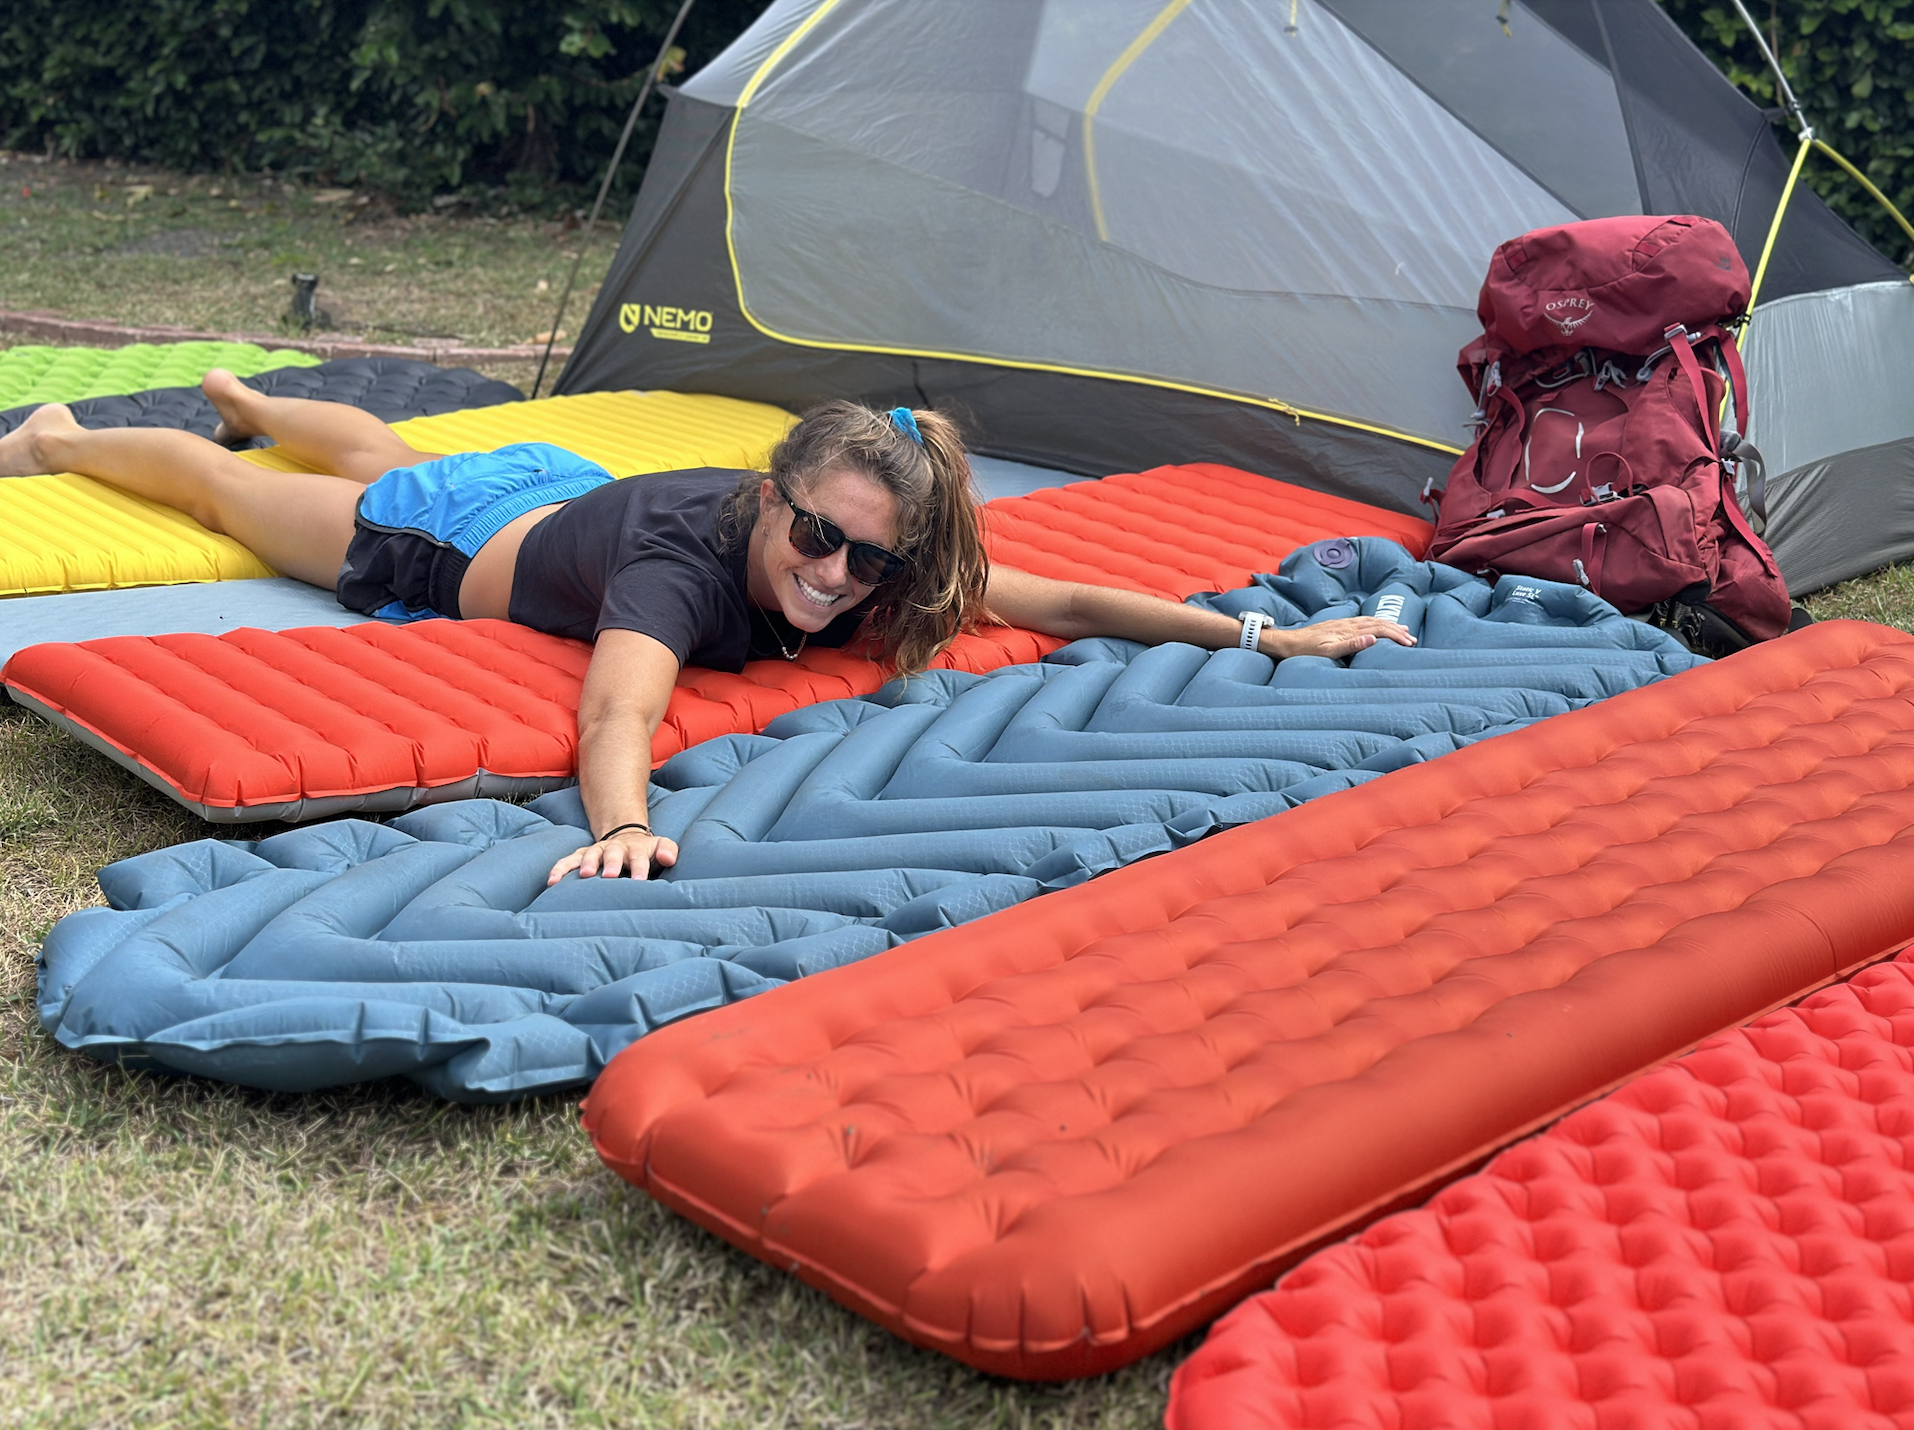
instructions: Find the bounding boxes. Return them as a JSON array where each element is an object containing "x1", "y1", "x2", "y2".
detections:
[{"x1": 775, "y1": 481, "x2": 908, "y2": 586}]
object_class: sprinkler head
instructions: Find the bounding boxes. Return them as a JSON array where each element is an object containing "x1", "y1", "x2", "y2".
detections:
[{"x1": 287, "y1": 273, "x2": 320, "y2": 330}]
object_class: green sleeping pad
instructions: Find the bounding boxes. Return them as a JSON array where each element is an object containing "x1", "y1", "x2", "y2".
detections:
[{"x1": 0, "y1": 341, "x2": 320, "y2": 409}]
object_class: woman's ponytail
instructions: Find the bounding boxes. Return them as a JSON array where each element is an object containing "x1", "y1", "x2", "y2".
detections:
[
  {"x1": 733, "y1": 400, "x2": 991, "y2": 676},
  {"x1": 882, "y1": 406, "x2": 989, "y2": 675}
]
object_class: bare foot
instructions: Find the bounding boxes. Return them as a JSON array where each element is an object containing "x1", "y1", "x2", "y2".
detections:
[
  {"x1": 0, "y1": 403, "x2": 80, "y2": 478},
  {"x1": 201, "y1": 368, "x2": 259, "y2": 446}
]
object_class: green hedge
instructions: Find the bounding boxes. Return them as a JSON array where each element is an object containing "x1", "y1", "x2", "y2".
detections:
[
  {"x1": 0, "y1": 0, "x2": 768, "y2": 207},
  {"x1": 8, "y1": 0, "x2": 1910, "y2": 258},
  {"x1": 1658, "y1": 0, "x2": 1914, "y2": 265}
]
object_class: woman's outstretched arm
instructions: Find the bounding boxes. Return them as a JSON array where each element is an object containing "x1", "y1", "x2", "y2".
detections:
[
  {"x1": 980, "y1": 565, "x2": 1414, "y2": 658},
  {"x1": 546, "y1": 628, "x2": 684, "y2": 885}
]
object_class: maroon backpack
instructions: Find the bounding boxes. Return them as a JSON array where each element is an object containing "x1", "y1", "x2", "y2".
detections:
[{"x1": 1426, "y1": 215, "x2": 1793, "y2": 651}]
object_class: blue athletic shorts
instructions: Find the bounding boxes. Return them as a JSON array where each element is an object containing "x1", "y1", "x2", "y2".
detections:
[{"x1": 336, "y1": 443, "x2": 615, "y2": 621}]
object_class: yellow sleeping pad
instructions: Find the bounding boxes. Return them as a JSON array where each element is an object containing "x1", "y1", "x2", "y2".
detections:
[{"x1": 0, "y1": 391, "x2": 797, "y2": 596}]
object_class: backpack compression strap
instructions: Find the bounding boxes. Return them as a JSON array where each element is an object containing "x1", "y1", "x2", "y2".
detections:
[{"x1": 1666, "y1": 326, "x2": 1780, "y2": 576}]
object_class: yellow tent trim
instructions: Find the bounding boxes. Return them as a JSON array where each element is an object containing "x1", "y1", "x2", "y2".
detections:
[
  {"x1": 1746, "y1": 132, "x2": 1914, "y2": 362},
  {"x1": 733, "y1": 0, "x2": 841, "y2": 111},
  {"x1": 1084, "y1": 0, "x2": 1194, "y2": 242},
  {"x1": 718, "y1": 4, "x2": 1461, "y2": 462},
  {"x1": 1747, "y1": 131, "x2": 1812, "y2": 316},
  {"x1": 1811, "y1": 137, "x2": 1914, "y2": 262}
]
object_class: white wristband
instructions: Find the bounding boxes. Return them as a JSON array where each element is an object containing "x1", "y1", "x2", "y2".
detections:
[{"x1": 1238, "y1": 611, "x2": 1269, "y2": 651}]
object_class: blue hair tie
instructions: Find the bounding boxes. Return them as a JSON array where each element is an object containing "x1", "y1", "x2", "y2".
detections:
[{"x1": 888, "y1": 406, "x2": 924, "y2": 446}]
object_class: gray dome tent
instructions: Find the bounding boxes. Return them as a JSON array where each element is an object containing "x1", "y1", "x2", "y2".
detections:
[{"x1": 559, "y1": 0, "x2": 1914, "y2": 594}]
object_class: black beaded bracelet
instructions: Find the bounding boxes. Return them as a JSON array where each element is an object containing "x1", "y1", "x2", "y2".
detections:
[{"x1": 596, "y1": 821, "x2": 652, "y2": 842}]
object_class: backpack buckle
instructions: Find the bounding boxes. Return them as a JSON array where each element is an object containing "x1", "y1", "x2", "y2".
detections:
[
  {"x1": 1582, "y1": 483, "x2": 1619, "y2": 505},
  {"x1": 1535, "y1": 351, "x2": 1593, "y2": 390},
  {"x1": 1592, "y1": 359, "x2": 1631, "y2": 392},
  {"x1": 1638, "y1": 329, "x2": 1693, "y2": 381}
]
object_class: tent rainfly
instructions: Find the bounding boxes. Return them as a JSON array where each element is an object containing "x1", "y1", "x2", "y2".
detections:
[{"x1": 560, "y1": 0, "x2": 1914, "y2": 596}]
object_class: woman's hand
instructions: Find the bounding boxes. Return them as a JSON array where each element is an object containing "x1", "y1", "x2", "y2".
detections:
[
  {"x1": 547, "y1": 829, "x2": 680, "y2": 886},
  {"x1": 1267, "y1": 616, "x2": 1415, "y2": 659},
  {"x1": 560, "y1": 628, "x2": 683, "y2": 889}
]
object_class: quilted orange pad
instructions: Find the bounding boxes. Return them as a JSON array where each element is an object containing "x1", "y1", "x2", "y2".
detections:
[
  {"x1": 584, "y1": 621, "x2": 1914, "y2": 1380},
  {"x1": 1169, "y1": 952, "x2": 1914, "y2": 1427},
  {"x1": 2, "y1": 464, "x2": 1429, "y2": 819}
]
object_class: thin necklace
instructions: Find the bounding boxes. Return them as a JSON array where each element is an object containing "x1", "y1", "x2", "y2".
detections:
[{"x1": 756, "y1": 608, "x2": 807, "y2": 661}]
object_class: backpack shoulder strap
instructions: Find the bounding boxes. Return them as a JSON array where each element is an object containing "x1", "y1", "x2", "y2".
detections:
[
  {"x1": 1710, "y1": 324, "x2": 1751, "y2": 437},
  {"x1": 1667, "y1": 324, "x2": 1778, "y2": 573},
  {"x1": 1664, "y1": 325, "x2": 1720, "y2": 456}
]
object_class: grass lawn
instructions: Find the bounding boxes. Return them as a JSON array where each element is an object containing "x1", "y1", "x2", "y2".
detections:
[
  {"x1": 0, "y1": 152, "x2": 618, "y2": 374},
  {"x1": 0, "y1": 156, "x2": 1187, "y2": 1429},
  {"x1": 0, "y1": 700, "x2": 1186, "y2": 1429},
  {"x1": 4, "y1": 150, "x2": 1914, "y2": 1430}
]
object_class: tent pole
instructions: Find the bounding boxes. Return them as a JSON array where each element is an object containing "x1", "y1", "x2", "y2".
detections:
[
  {"x1": 532, "y1": 0, "x2": 701, "y2": 400},
  {"x1": 1811, "y1": 138, "x2": 1914, "y2": 260},
  {"x1": 1729, "y1": 0, "x2": 1914, "y2": 318},
  {"x1": 1746, "y1": 131, "x2": 1811, "y2": 317},
  {"x1": 1725, "y1": 0, "x2": 1809, "y2": 139},
  {"x1": 1727, "y1": 0, "x2": 1810, "y2": 338}
]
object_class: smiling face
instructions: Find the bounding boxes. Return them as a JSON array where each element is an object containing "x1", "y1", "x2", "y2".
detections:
[{"x1": 747, "y1": 466, "x2": 904, "y2": 632}]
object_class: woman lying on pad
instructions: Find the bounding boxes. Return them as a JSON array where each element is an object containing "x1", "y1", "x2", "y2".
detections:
[{"x1": 0, "y1": 376, "x2": 1412, "y2": 882}]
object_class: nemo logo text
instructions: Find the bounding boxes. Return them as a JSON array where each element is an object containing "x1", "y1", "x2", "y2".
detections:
[{"x1": 619, "y1": 303, "x2": 714, "y2": 344}]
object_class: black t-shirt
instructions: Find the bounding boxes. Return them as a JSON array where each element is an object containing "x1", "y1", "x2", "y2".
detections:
[{"x1": 507, "y1": 468, "x2": 872, "y2": 671}]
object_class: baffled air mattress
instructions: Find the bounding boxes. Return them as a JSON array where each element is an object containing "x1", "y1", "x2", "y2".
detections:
[
  {"x1": 1167, "y1": 952, "x2": 1914, "y2": 1427},
  {"x1": 581, "y1": 620, "x2": 1914, "y2": 1379},
  {"x1": 3, "y1": 469, "x2": 1434, "y2": 821},
  {"x1": 0, "y1": 388, "x2": 797, "y2": 595},
  {"x1": 0, "y1": 340, "x2": 319, "y2": 412},
  {"x1": 0, "y1": 578, "x2": 364, "y2": 666},
  {"x1": 0, "y1": 356, "x2": 522, "y2": 443},
  {"x1": 36, "y1": 544, "x2": 1690, "y2": 1103}
]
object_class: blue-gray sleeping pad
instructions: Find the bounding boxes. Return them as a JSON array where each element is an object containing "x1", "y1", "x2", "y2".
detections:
[{"x1": 38, "y1": 539, "x2": 1705, "y2": 1101}]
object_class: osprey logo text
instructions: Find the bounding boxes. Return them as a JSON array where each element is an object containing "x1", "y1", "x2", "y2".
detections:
[
  {"x1": 620, "y1": 303, "x2": 714, "y2": 344},
  {"x1": 1543, "y1": 295, "x2": 1594, "y2": 337}
]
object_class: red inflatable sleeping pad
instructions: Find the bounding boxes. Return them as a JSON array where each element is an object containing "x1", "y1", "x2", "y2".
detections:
[
  {"x1": 2, "y1": 464, "x2": 1430, "y2": 821},
  {"x1": 1168, "y1": 952, "x2": 1914, "y2": 1428},
  {"x1": 583, "y1": 621, "x2": 1914, "y2": 1380}
]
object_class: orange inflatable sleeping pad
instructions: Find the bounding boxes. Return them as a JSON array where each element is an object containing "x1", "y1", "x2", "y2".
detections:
[
  {"x1": 1, "y1": 464, "x2": 1431, "y2": 820},
  {"x1": 583, "y1": 621, "x2": 1914, "y2": 1380},
  {"x1": 1166, "y1": 950, "x2": 1914, "y2": 1427}
]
